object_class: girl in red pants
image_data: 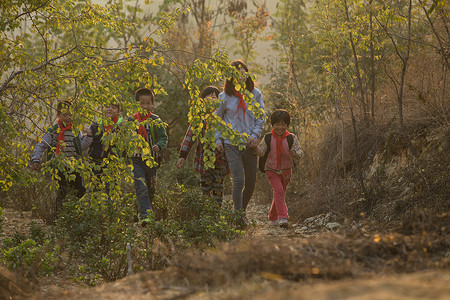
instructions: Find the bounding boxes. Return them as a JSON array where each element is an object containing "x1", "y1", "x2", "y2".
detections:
[{"x1": 256, "y1": 109, "x2": 303, "y2": 228}]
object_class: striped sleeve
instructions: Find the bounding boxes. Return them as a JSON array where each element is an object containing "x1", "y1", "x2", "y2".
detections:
[{"x1": 179, "y1": 124, "x2": 195, "y2": 159}]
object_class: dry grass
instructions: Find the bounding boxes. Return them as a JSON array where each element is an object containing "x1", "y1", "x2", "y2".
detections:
[
  {"x1": 252, "y1": 99, "x2": 449, "y2": 236},
  {"x1": 163, "y1": 226, "x2": 449, "y2": 289}
]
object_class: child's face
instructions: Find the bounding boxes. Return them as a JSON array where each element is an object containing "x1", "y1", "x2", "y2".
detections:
[
  {"x1": 238, "y1": 67, "x2": 247, "y2": 84},
  {"x1": 103, "y1": 105, "x2": 120, "y2": 119},
  {"x1": 138, "y1": 95, "x2": 154, "y2": 114},
  {"x1": 273, "y1": 121, "x2": 288, "y2": 136},
  {"x1": 203, "y1": 92, "x2": 217, "y2": 101},
  {"x1": 58, "y1": 110, "x2": 72, "y2": 124}
]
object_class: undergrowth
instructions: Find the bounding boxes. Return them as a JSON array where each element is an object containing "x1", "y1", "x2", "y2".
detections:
[{"x1": 0, "y1": 161, "x2": 244, "y2": 284}]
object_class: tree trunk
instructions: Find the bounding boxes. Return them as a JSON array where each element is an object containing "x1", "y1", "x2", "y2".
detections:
[
  {"x1": 369, "y1": 0, "x2": 376, "y2": 121},
  {"x1": 343, "y1": 0, "x2": 367, "y2": 121},
  {"x1": 397, "y1": 0, "x2": 419, "y2": 157}
]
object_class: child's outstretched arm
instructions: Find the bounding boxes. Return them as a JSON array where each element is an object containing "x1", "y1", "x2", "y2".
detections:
[
  {"x1": 250, "y1": 91, "x2": 265, "y2": 140},
  {"x1": 177, "y1": 124, "x2": 195, "y2": 169},
  {"x1": 80, "y1": 123, "x2": 95, "y2": 151},
  {"x1": 30, "y1": 132, "x2": 53, "y2": 169},
  {"x1": 255, "y1": 137, "x2": 267, "y2": 157},
  {"x1": 290, "y1": 135, "x2": 303, "y2": 157}
]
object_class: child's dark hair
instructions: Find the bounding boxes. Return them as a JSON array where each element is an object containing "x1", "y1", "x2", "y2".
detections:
[
  {"x1": 224, "y1": 60, "x2": 254, "y2": 96},
  {"x1": 56, "y1": 101, "x2": 72, "y2": 115},
  {"x1": 135, "y1": 88, "x2": 154, "y2": 102},
  {"x1": 270, "y1": 109, "x2": 290, "y2": 126},
  {"x1": 110, "y1": 101, "x2": 122, "y2": 112},
  {"x1": 200, "y1": 86, "x2": 220, "y2": 99}
]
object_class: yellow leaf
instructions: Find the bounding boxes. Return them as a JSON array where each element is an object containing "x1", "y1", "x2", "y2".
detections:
[
  {"x1": 260, "y1": 272, "x2": 284, "y2": 281},
  {"x1": 373, "y1": 234, "x2": 381, "y2": 243}
]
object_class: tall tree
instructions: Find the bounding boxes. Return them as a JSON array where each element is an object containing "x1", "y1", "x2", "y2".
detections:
[
  {"x1": 225, "y1": 0, "x2": 269, "y2": 62},
  {"x1": 270, "y1": 0, "x2": 310, "y2": 106}
]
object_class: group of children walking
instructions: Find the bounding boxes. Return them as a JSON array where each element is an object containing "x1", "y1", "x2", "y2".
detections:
[{"x1": 31, "y1": 60, "x2": 303, "y2": 228}]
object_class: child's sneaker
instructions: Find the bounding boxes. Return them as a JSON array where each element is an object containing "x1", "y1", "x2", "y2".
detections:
[
  {"x1": 269, "y1": 220, "x2": 278, "y2": 226},
  {"x1": 139, "y1": 216, "x2": 149, "y2": 228},
  {"x1": 278, "y1": 218, "x2": 288, "y2": 228}
]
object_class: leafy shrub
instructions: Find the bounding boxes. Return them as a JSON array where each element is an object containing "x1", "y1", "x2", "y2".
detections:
[
  {"x1": 1, "y1": 223, "x2": 58, "y2": 278},
  {"x1": 128, "y1": 183, "x2": 244, "y2": 273},
  {"x1": 56, "y1": 192, "x2": 140, "y2": 283},
  {"x1": 30, "y1": 221, "x2": 46, "y2": 245},
  {"x1": 1, "y1": 170, "x2": 56, "y2": 223},
  {"x1": 158, "y1": 148, "x2": 200, "y2": 188},
  {"x1": 0, "y1": 104, "x2": 29, "y2": 192},
  {"x1": 150, "y1": 183, "x2": 244, "y2": 247},
  {"x1": 56, "y1": 178, "x2": 244, "y2": 283},
  {"x1": 1, "y1": 239, "x2": 58, "y2": 277}
]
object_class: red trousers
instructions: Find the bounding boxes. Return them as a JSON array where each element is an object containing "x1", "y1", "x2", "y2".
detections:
[{"x1": 266, "y1": 169, "x2": 292, "y2": 221}]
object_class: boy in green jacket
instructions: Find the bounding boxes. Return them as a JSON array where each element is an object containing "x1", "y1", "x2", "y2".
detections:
[{"x1": 130, "y1": 88, "x2": 167, "y2": 225}]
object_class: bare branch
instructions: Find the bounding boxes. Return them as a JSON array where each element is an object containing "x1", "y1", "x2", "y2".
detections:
[
  {"x1": 0, "y1": 46, "x2": 78, "y2": 94},
  {"x1": 13, "y1": 0, "x2": 51, "y2": 21}
]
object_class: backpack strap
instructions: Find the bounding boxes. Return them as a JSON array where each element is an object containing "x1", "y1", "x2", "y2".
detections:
[
  {"x1": 265, "y1": 133, "x2": 272, "y2": 150},
  {"x1": 287, "y1": 134, "x2": 294, "y2": 149},
  {"x1": 74, "y1": 134, "x2": 82, "y2": 156}
]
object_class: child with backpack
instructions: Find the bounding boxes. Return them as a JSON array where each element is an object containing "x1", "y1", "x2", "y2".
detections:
[
  {"x1": 83, "y1": 102, "x2": 124, "y2": 193},
  {"x1": 256, "y1": 109, "x2": 303, "y2": 228},
  {"x1": 130, "y1": 88, "x2": 167, "y2": 226},
  {"x1": 30, "y1": 101, "x2": 90, "y2": 221}
]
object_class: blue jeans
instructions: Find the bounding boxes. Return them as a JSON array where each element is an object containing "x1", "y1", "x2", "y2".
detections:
[
  {"x1": 132, "y1": 158, "x2": 157, "y2": 218},
  {"x1": 224, "y1": 144, "x2": 257, "y2": 210}
]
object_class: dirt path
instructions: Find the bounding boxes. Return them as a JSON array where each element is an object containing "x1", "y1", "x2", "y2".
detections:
[{"x1": 245, "y1": 201, "x2": 342, "y2": 238}]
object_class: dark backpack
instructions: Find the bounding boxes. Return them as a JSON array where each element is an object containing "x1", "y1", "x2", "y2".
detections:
[{"x1": 258, "y1": 133, "x2": 294, "y2": 173}]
